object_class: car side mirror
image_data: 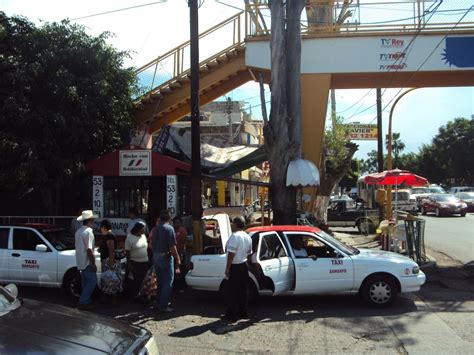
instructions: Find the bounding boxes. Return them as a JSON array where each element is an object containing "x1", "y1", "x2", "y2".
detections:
[{"x1": 35, "y1": 244, "x2": 48, "y2": 252}]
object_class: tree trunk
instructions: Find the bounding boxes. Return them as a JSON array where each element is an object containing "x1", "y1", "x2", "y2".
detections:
[{"x1": 266, "y1": 0, "x2": 306, "y2": 225}]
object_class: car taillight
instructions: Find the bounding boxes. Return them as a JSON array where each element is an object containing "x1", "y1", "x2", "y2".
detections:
[{"x1": 189, "y1": 262, "x2": 193, "y2": 270}]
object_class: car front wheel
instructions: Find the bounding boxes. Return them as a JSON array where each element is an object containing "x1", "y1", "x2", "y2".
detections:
[
  {"x1": 421, "y1": 206, "x2": 427, "y2": 215},
  {"x1": 360, "y1": 275, "x2": 398, "y2": 307},
  {"x1": 435, "y1": 208, "x2": 441, "y2": 217}
]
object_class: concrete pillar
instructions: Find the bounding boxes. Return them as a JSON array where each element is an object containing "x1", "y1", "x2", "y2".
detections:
[{"x1": 301, "y1": 73, "x2": 331, "y2": 211}]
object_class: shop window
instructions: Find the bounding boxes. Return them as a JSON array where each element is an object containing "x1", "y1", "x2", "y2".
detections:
[{"x1": 103, "y1": 177, "x2": 149, "y2": 217}]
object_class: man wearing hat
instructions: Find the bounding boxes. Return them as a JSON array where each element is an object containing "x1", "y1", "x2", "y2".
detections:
[{"x1": 75, "y1": 210, "x2": 98, "y2": 310}]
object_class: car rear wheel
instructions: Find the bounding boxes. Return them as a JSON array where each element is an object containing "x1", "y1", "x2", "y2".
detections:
[
  {"x1": 421, "y1": 206, "x2": 427, "y2": 215},
  {"x1": 63, "y1": 268, "x2": 82, "y2": 299},
  {"x1": 435, "y1": 208, "x2": 441, "y2": 217},
  {"x1": 360, "y1": 275, "x2": 398, "y2": 308}
]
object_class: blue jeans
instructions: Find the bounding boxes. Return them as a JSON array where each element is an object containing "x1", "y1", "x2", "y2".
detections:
[
  {"x1": 79, "y1": 265, "x2": 97, "y2": 305},
  {"x1": 154, "y1": 254, "x2": 174, "y2": 310}
]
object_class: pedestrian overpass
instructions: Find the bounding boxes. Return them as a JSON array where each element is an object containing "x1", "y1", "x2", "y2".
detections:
[{"x1": 133, "y1": 1, "x2": 474, "y2": 169}]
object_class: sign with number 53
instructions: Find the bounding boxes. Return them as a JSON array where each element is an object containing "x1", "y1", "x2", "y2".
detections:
[{"x1": 92, "y1": 176, "x2": 103, "y2": 218}]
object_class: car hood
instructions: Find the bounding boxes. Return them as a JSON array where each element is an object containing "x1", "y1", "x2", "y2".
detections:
[
  {"x1": 0, "y1": 298, "x2": 149, "y2": 354},
  {"x1": 354, "y1": 248, "x2": 416, "y2": 265}
]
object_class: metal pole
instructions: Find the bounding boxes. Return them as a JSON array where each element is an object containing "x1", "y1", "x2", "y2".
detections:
[
  {"x1": 226, "y1": 97, "x2": 233, "y2": 145},
  {"x1": 387, "y1": 87, "x2": 418, "y2": 220},
  {"x1": 376, "y1": 88, "x2": 384, "y2": 221},
  {"x1": 189, "y1": 0, "x2": 202, "y2": 254}
]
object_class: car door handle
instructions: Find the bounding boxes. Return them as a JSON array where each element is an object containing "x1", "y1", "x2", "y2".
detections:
[{"x1": 11, "y1": 253, "x2": 21, "y2": 257}]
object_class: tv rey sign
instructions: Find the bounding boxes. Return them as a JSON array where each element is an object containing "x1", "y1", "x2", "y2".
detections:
[
  {"x1": 120, "y1": 150, "x2": 152, "y2": 176},
  {"x1": 346, "y1": 124, "x2": 378, "y2": 140}
]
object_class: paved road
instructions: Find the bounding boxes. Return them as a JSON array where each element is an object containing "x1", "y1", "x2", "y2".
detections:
[
  {"x1": 421, "y1": 212, "x2": 474, "y2": 265},
  {"x1": 15, "y1": 275, "x2": 474, "y2": 354}
]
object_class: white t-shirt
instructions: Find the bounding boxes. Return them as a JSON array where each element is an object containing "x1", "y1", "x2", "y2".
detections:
[
  {"x1": 75, "y1": 226, "x2": 95, "y2": 271},
  {"x1": 293, "y1": 248, "x2": 308, "y2": 258},
  {"x1": 226, "y1": 230, "x2": 252, "y2": 264},
  {"x1": 125, "y1": 233, "x2": 149, "y2": 262}
]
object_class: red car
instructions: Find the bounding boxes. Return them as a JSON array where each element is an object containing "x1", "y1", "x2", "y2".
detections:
[{"x1": 421, "y1": 194, "x2": 468, "y2": 217}]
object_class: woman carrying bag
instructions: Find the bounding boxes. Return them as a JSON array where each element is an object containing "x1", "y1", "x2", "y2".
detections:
[
  {"x1": 99, "y1": 219, "x2": 123, "y2": 305},
  {"x1": 125, "y1": 221, "x2": 149, "y2": 299}
]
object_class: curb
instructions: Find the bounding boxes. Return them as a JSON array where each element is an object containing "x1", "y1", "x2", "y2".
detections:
[{"x1": 419, "y1": 254, "x2": 437, "y2": 271}]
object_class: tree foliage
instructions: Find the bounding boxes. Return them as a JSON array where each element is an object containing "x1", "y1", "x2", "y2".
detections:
[{"x1": 0, "y1": 12, "x2": 137, "y2": 213}]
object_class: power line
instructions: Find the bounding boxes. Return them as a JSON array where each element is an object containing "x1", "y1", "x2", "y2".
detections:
[{"x1": 70, "y1": 0, "x2": 167, "y2": 21}]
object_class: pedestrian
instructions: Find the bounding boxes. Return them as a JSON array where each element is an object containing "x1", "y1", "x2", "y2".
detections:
[
  {"x1": 98, "y1": 219, "x2": 122, "y2": 305},
  {"x1": 147, "y1": 216, "x2": 160, "y2": 265},
  {"x1": 153, "y1": 209, "x2": 181, "y2": 312},
  {"x1": 126, "y1": 207, "x2": 148, "y2": 235},
  {"x1": 74, "y1": 210, "x2": 98, "y2": 310},
  {"x1": 125, "y1": 221, "x2": 149, "y2": 299},
  {"x1": 173, "y1": 216, "x2": 188, "y2": 291},
  {"x1": 224, "y1": 216, "x2": 252, "y2": 323}
]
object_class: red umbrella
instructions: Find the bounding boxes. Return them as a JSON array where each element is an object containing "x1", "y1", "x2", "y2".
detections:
[{"x1": 364, "y1": 169, "x2": 428, "y2": 186}]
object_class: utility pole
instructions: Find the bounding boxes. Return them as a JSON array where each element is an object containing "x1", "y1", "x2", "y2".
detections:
[
  {"x1": 376, "y1": 88, "x2": 383, "y2": 172},
  {"x1": 226, "y1": 97, "x2": 233, "y2": 145},
  {"x1": 189, "y1": 0, "x2": 202, "y2": 254}
]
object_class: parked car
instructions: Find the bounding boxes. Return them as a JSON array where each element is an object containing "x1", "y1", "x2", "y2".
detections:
[
  {"x1": 454, "y1": 191, "x2": 474, "y2": 212},
  {"x1": 448, "y1": 186, "x2": 474, "y2": 194},
  {"x1": 327, "y1": 199, "x2": 378, "y2": 234},
  {"x1": 420, "y1": 194, "x2": 468, "y2": 217},
  {"x1": 409, "y1": 185, "x2": 446, "y2": 210},
  {"x1": 0, "y1": 284, "x2": 158, "y2": 354},
  {"x1": 186, "y1": 225, "x2": 426, "y2": 307},
  {"x1": 0, "y1": 224, "x2": 101, "y2": 298}
]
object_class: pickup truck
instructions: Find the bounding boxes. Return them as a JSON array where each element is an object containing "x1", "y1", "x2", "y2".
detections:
[{"x1": 327, "y1": 199, "x2": 378, "y2": 234}]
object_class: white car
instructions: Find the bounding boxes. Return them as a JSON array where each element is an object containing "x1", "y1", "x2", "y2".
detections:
[
  {"x1": 186, "y1": 224, "x2": 426, "y2": 307},
  {"x1": 0, "y1": 224, "x2": 101, "y2": 297}
]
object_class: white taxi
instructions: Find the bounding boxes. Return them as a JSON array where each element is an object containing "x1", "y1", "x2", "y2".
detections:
[
  {"x1": 186, "y1": 224, "x2": 426, "y2": 307},
  {"x1": 0, "y1": 224, "x2": 101, "y2": 297}
]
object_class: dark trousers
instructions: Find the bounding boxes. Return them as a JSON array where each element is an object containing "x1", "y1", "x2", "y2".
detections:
[
  {"x1": 130, "y1": 260, "x2": 149, "y2": 297},
  {"x1": 225, "y1": 262, "x2": 249, "y2": 322}
]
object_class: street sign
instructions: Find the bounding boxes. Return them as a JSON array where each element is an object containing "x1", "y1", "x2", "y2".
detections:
[{"x1": 345, "y1": 123, "x2": 378, "y2": 140}]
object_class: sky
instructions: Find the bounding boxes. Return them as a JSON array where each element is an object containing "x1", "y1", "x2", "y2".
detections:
[{"x1": 2, "y1": 0, "x2": 473, "y2": 159}]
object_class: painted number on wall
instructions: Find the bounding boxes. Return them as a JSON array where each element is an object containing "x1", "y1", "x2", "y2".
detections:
[
  {"x1": 167, "y1": 175, "x2": 177, "y2": 217},
  {"x1": 92, "y1": 175, "x2": 104, "y2": 218}
]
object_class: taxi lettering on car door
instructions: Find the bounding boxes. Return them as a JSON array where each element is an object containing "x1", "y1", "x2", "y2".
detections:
[{"x1": 283, "y1": 232, "x2": 354, "y2": 295}]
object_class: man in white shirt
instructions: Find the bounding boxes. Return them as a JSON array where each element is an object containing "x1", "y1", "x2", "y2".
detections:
[
  {"x1": 292, "y1": 237, "x2": 308, "y2": 258},
  {"x1": 74, "y1": 210, "x2": 98, "y2": 310},
  {"x1": 224, "y1": 216, "x2": 252, "y2": 323}
]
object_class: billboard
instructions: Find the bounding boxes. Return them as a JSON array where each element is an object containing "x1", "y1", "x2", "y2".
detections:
[{"x1": 345, "y1": 123, "x2": 378, "y2": 140}]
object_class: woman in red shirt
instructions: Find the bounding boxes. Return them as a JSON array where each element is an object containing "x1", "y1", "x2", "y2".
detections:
[{"x1": 173, "y1": 216, "x2": 188, "y2": 290}]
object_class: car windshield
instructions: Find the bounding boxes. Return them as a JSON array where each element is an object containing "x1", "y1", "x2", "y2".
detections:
[
  {"x1": 0, "y1": 286, "x2": 21, "y2": 317},
  {"x1": 315, "y1": 230, "x2": 359, "y2": 256},
  {"x1": 428, "y1": 187, "x2": 445, "y2": 194},
  {"x1": 40, "y1": 229, "x2": 75, "y2": 251},
  {"x1": 411, "y1": 187, "x2": 427, "y2": 194},
  {"x1": 434, "y1": 195, "x2": 458, "y2": 202}
]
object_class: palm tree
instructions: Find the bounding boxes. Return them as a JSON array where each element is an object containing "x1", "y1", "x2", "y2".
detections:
[{"x1": 386, "y1": 132, "x2": 406, "y2": 164}]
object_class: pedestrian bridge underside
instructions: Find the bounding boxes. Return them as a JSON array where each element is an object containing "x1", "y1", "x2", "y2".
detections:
[{"x1": 134, "y1": 10, "x2": 474, "y2": 169}]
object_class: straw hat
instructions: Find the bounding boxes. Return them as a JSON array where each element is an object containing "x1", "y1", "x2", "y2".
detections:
[{"x1": 76, "y1": 210, "x2": 98, "y2": 221}]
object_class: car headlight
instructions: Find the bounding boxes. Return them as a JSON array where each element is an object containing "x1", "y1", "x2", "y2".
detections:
[
  {"x1": 412, "y1": 266, "x2": 420, "y2": 274},
  {"x1": 461, "y1": 203, "x2": 467, "y2": 208}
]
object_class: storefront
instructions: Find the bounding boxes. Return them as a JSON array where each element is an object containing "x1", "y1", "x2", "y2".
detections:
[{"x1": 85, "y1": 147, "x2": 191, "y2": 234}]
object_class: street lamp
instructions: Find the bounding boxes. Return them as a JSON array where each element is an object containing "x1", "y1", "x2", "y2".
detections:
[{"x1": 386, "y1": 87, "x2": 418, "y2": 219}]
